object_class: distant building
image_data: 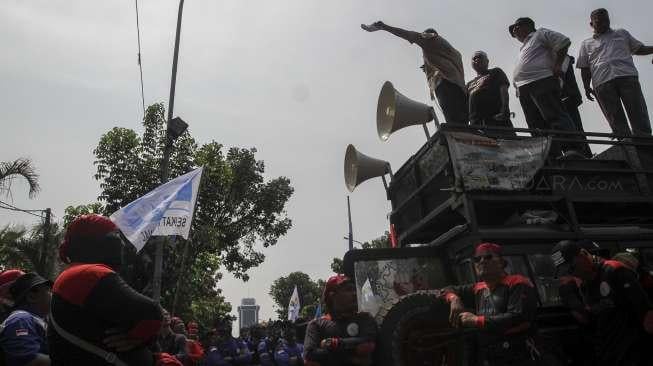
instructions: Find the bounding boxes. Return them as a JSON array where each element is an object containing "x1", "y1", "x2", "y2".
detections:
[{"x1": 238, "y1": 298, "x2": 260, "y2": 332}]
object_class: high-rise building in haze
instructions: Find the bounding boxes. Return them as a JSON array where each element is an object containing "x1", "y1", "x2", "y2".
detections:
[{"x1": 238, "y1": 298, "x2": 259, "y2": 332}]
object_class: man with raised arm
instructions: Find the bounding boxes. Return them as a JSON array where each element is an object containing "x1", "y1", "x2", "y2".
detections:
[
  {"x1": 577, "y1": 8, "x2": 653, "y2": 137},
  {"x1": 362, "y1": 21, "x2": 467, "y2": 124}
]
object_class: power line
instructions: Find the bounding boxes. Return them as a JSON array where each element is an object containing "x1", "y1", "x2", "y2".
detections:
[
  {"x1": 0, "y1": 200, "x2": 45, "y2": 219},
  {"x1": 135, "y1": 0, "x2": 146, "y2": 116}
]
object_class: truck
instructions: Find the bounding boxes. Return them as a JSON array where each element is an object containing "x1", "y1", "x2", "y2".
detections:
[{"x1": 342, "y1": 81, "x2": 653, "y2": 366}]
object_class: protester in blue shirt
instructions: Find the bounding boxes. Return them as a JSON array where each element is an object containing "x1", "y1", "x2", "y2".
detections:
[
  {"x1": 257, "y1": 336, "x2": 275, "y2": 366},
  {"x1": 0, "y1": 272, "x2": 52, "y2": 366},
  {"x1": 274, "y1": 323, "x2": 303, "y2": 366},
  {"x1": 203, "y1": 320, "x2": 251, "y2": 366}
]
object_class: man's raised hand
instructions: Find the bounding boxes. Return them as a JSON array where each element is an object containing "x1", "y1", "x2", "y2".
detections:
[{"x1": 361, "y1": 21, "x2": 384, "y2": 32}]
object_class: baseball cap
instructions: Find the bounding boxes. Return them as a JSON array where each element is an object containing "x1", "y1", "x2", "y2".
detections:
[
  {"x1": 551, "y1": 240, "x2": 599, "y2": 277},
  {"x1": 508, "y1": 17, "x2": 535, "y2": 37},
  {"x1": 322, "y1": 274, "x2": 353, "y2": 303},
  {"x1": 0, "y1": 269, "x2": 25, "y2": 303},
  {"x1": 9, "y1": 272, "x2": 52, "y2": 304}
]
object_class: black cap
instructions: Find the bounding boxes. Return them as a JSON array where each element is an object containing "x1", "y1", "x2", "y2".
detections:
[
  {"x1": 550, "y1": 240, "x2": 599, "y2": 277},
  {"x1": 508, "y1": 17, "x2": 535, "y2": 37},
  {"x1": 9, "y1": 273, "x2": 52, "y2": 304}
]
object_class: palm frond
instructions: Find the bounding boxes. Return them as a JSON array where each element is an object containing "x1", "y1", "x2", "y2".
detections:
[{"x1": 0, "y1": 158, "x2": 40, "y2": 198}]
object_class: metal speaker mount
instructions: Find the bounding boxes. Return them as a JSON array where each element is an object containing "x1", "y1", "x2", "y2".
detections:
[
  {"x1": 376, "y1": 81, "x2": 435, "y2": 141},
  {"x1": 344, "y1": 144, "x2": 392, "y2": 192}
]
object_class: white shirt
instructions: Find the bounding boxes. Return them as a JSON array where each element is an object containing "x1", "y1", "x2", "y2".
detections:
[
  {"x1": 513, "y1": 28, "x2": 571, "y2": 88},
  {"x1": 577, "y1": 28, "x2": 643, "y2": 88}
]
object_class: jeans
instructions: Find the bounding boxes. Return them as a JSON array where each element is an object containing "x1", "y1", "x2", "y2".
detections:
[
  {"x1": 518, "y1": 76, "x2": 578, "y2": 156},
  {"x1": 562, "y1": 99, "x2": 592, "y2": 157},
  {"x1": 435, "y1": 79, "x2": 468, "y2": 124},
  {"x1": 594, "y1": 76, "x2": 652, "y2": 137}
]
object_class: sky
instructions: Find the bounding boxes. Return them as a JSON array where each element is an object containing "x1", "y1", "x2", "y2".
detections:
[{"x1": 2, "y1": 0, "x2": 653, "y2": 324}]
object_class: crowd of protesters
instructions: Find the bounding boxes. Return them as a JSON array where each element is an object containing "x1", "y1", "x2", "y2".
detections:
[
  {"x1": 0, "y1": 215, "x2": 651, "y2": 366},
  {"x1": 365, "y1": 8, "x2": 653, "y2": 157},
  {"x1": 0, "y1": 214, "x2": 376, "y2": 366}
]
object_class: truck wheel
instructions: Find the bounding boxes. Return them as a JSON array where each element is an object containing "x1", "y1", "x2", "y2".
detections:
[{"x1": 375, "y1": 291, "x2": 468, "y2": 366}]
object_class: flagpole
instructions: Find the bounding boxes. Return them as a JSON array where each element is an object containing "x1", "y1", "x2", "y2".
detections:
[
  {"x1": 171, "y1": 170, "x2": 205, "y2": 314},
  {"x1": 154, "y1": 0, "x2": 185, "y2": 303}
]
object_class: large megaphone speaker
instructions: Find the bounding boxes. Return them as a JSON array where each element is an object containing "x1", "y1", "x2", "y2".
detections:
[
  {"x1": 377, "y1": 81, "x2": 436, "y2": 141},
  {"x1": 344, "y1": 144, "x2": 392, "y2": 192}
]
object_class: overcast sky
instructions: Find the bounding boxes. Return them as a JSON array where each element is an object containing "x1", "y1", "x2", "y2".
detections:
[{"x1": 2, "y1": 0, "x2": 653, "y2": 323}]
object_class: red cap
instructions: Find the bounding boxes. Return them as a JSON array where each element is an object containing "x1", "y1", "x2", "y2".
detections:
[
  {"x1": 474, "y1": 242, "x2": 502, "y2": 256},
  {"x1": 59, "y1": 214, "x2": 118, "y2": 263},
  {"x1": 0, "y1": 269, "x2": 25, "y2": 302},
  {"x1": 322, "y1": 274, "x2": 352, "y2": 303}
]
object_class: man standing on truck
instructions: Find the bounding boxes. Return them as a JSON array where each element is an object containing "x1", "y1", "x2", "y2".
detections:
[
  {"x1": 509, "y1": 17, "x2": 579, "y2": 157},
  {"x1": 443, "y1": 243, "x2": 541, "y2": 365},
  {"x1": 577, "y1": 8, "x2": 653, "y2": 137},
  {"x1": 551, "y1": 240, "x2": 653, "y2": 366},
  {"x1": 466, "y1": 51, "x2": 515, "y2": 136},
  {"x1": 362, "y1": 21, "x2": 467, "y2": 124},
  {"x1": 303, "y1": 275, "x2": 377, "y2": 366}
]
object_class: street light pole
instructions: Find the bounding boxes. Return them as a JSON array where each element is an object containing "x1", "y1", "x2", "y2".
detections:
[
  {"x1": 347, "y1": 196, "x2": 353, "y2": 251},
  {"x1": 153, "y1": 0, "x2": 185, "y2": 303}
]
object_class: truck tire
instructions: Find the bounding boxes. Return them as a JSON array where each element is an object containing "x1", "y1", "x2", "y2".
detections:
[{"x1": 375, "y1": 291, "x2": 468, "y2": 366}]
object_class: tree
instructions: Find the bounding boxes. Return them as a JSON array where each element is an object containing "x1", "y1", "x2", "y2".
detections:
[
  {"x1": 362, "y1": 231, "x2": 391, "y2": 249},
  {"x1": 269, "y1": 272, "x2": 322, "y2": 320},
  {"x1": 90, "y1": 102, "x2": 294, "y2": 322},
  {"x1": 0, "y1": 222, "x2": 63, "y2": 280},
  {"x1": 0, "y1": 158, "x2": 40, "y2": 198},
  {"x1": 63, "y1": 203, "x2": 105, "y2": 228},
  {"x1": 330, "y1": 257, "x2": 344, "y2": 274}
]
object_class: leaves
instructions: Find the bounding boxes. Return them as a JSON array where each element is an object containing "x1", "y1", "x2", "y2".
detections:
[
  {"x1": 0, "y1": 223, "x2": 63, "y2": 280},
  {"x1": 63, "y1": 203, "x2": 105, "y2": 228},
  {"x1": 269, "y1": 272, "x2": 323, "y2": 320},
  {"x1": 90, "y1": 102, "x2": 293, "y2": 323},
  {"x1": 0, "y1": 158, "x2": 40, "y2": 199}
]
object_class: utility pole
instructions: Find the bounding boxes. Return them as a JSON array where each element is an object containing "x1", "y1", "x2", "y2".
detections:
[
  {"x1": 42, "y1": 208, "x2": 51, "y2": 274},
  {"x1": 153, "y1": 0, "x2": 185, "y2": 303},
  {"x1": 347, "y1": 196, "x2": 353, "y2": 251},
  {"x1": 43, "y1": 208, "x2": 51, "y2": 244}
]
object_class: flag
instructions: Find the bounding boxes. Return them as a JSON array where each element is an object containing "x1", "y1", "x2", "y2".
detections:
[
  {"x1": 288, "y1": 286, "x2": 301, "y2": 322},
  {"x1": 361, "y1": 278, "x2": 380, "y2": 316},
  {"x1": 389, "y1": 224, "x2": 398, "y2": 248},
  {"x1": 313, "y1": 303, "x2": 322, "y2": 319},
  {"x1": 110, "y1": 167, "x2": 203, "y2": 252}
]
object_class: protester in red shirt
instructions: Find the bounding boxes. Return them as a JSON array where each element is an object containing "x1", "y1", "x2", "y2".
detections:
[
  {"x1": 443, "y1": 242, "x2": 540, "y2": 366},
  {"x1": 303, "y1": 275, "x2": 377, "y2": 366},
  {"x1": 48, "y1": 214, "x2": 166, "y2": 366}
]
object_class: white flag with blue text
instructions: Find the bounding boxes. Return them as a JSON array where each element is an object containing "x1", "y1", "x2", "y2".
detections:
[
  {"x1": 110, "y1": 167, "x2": 203, "y2": 252},
  {"x1": 288, "y1": 285, "x2": 301, "y2": 322}
]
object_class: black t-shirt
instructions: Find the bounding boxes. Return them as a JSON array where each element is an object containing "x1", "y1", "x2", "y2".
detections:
[
  {"x1": 580, "y1": 260, "x2": 653, "y2": 366},
  {"x1": 303, "y1": 312, "x2": 377, "y2": 366},
  {"x1": 466, "y1": 68, "x2": 509, "y2": 122}
]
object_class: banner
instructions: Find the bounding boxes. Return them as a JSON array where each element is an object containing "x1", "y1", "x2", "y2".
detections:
[
  {"x1": 288, "y1": 286, "x2": 301, "y2": 322},
  {"x1": 110, "y1": 167, "x2": 203, "y2": 251},
  {"x1": 445, "y1": 132, "x2": 551, "y2": 191}
]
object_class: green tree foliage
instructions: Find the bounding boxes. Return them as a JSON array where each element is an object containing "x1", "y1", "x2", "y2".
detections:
[
  {"x1": 91, "y1": 102, "x2": 293, "y2": 322},
  {"x1": 330, "y1": 257, "x2": 344, "y2": 274},
  {"x1": 269, "y1": 272, "x2": 323, "y2": 320},
  {"x1": 63, "y1": 203, "x2": 105, "y2": 228},
  {"x1": 362, "y1": 231, "x2": 391, "y2": 249},
  {"x1": 0, "y1": 158, "x2": 40, "y2": 199},
  {"x1": 0, "y1": 222, "x2": 63, "y2": 280}
]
